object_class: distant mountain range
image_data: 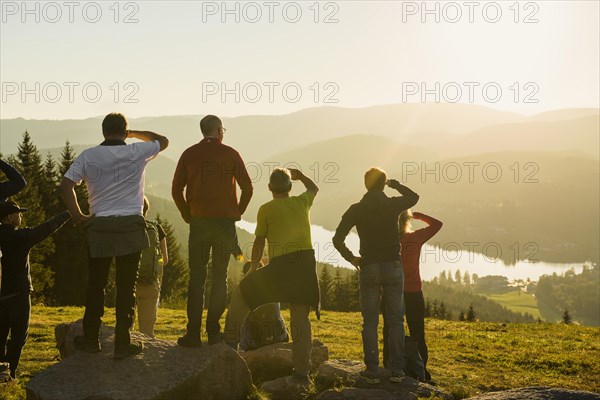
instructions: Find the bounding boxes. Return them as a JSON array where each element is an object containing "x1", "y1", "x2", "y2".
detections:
[{"x1": 2, "y1": 104, "x2": 598, "y2": 264}]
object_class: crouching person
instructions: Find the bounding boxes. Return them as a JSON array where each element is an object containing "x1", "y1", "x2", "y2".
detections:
[
  {"x1": 0, "y1": 201, "x2": 70, "y2": 379},
  {"x1": 239, "y1": 261, "x2": 289, "y2": 351},
  {"x1": 135, "y1": 197, "x2": 169, "y2": 338},
  {"x1": 225, "y1": 168, "x2": 320, "y2": 390}
]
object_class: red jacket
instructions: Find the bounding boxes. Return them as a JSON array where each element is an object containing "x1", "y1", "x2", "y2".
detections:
[
  {"x1": 401, "y1": 212, "x2": 443, "y2": 292},
  {"x1": 172, "y1": 138, "x2": 253, "y2": 220}
]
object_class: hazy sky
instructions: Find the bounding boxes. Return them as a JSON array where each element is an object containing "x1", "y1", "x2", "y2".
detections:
[{"x1": 1, "y1": 0, "x2": 598, "y2": 119}]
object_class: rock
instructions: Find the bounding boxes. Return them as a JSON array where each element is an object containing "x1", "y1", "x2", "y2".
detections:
[
  {"x1": 467, "y1": 387, "x2": 600, "y2": 400},
  {"x1": 316, "y1": 388, "x2": 418, "y2": 400},
  {"x1": 260, "y1": 375, "x2": 314, "y2": 400},
  {"x1": 27, "y1": 321, "x2": 253, "y2": 400},
  {"x1": 241, "y1": 338, "x2": 328, "y2": 382},
  {"x1": 315, "y1": 359, "x2": 363, "y2": 386},
  {"x1": 316, "y1": 359, "x2": 452, "y2": 400}
]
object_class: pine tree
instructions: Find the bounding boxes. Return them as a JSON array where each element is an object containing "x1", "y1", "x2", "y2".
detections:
[
  {"x1": 51, "y1": 141, "x2": 90, "y2": 305},
  {"x1": 439, "y1": 301, "x2": 447, "y2": 320},
  {"x1": 466, "y1": 304, "x2": 477, "y2": 322},
  {"x1": 332, "y1": 268, "x2": 347, "y2": 311},
  {"x1": 432, "y1": 299, "x2": 440, "y2": 319},
  {"x1": 13, "y1": 131, "x2": 55, "y2": 303},
  {"x1": 424, "y1": 299, "x2": 432, "y2": 318},
  {"x1": 319, "y1": 264, "x2": 333, "y2": 310},
  {"x1": 40, "y1": 152, "x2": 60, "y2": 216},
  {"x1": 346, "y1": 270, "x2": 360, "y2": 311},
  {"x1": 157, "y1": 214, "x2": 189, "y2": 307},
  {"x1": 463, "y1": 271, "x2": 471, "y2": 286},
  {"x1": 439, "y1": 271, "x2": 447, "y2": 285},
  {"x1": 562, "y1": 309, "x2": 572, "y2": 325},
  {"x1": 455, "y1": 269, "x2": 462, "y2": 285},
  {"x1": 459, "y1": 310, "x2": 466, "y2": 321}
]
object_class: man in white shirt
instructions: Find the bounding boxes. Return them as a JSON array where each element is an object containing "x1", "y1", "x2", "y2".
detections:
[{"x1": 60, "y1": 113, "x2": 168, "y2": 360}]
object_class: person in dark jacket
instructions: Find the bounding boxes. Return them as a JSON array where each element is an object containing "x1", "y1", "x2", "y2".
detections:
[
  {"x1": 0, "y1": 160, "x2": 26, "y2": 203},
  {"x1": 225, "y1": 168, "x2": 319, "y2": 391},
  {"x1": 0, "y1": 201, "x2": 70, "y2": 379},
  {"x1": 333, "y1": 168, "x2": 419, "y2": 385}
]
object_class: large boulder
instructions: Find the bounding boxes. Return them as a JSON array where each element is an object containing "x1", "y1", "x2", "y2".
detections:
[
  {"x1": 316, "y1": 359, "x2": 453, "y2": 400},
  {"x1": 467, "y1": 387, "x2": 600, "y2": 400},
  {"x1": 27, "y1": 321, "x2": 253, "y2": 400},
  {"x1": 241, "y1": 338, "x2": 328, "y2": 382},
  {"x1": 317, "y1": 388, "x2": 417, "y2": 400},
  {"x1": 260, "y1": 375, "x2": 315, "y2": 400}
]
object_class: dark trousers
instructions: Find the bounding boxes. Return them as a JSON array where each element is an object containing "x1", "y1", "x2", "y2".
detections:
[
  {"x1": 186, "y1": 218, "x2": 236, "y2": 337},
  {"x1": 383, "y1": 291, "x2": 428, "y2": 372},
  {"x1": 0, "y1": 292, "x2": 30, "y2": 378},
  {"x1": 83, "y1": 251, "x2": 141, "y2": 346}
]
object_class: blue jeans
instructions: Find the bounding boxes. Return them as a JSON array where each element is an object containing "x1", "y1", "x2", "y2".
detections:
[
  {"x1": 359, "y1": 261, "x2": 405, "y2": 373},
  {"x1": 186, "y1": 218, "x2": 237, "y2": 337}
]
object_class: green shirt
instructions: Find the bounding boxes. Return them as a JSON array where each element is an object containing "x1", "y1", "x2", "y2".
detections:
[{"x1": 255, "y1": 191, "x2": 314, "y2": 260}]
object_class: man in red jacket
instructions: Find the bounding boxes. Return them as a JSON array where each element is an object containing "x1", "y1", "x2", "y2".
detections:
[{"x1": 172, "y1": 115, "x2": 253, "y2": 346}]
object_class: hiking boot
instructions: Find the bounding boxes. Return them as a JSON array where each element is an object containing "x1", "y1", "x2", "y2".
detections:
[
  {"x1": 177, "y1": 334, "x2": 202, "y2": 348},
  {"x1": 389, "y1": 370, "x2": 406, "y2": 384},
  {"x1": 207, "y1": 332, "x2": 224, "y2": 345},
  {"x1": 74, "y1": 335, "x2": 101, "y2": 353},
  {"x1": 114, "y1": 340, "x2": 144, "y2": 360},
  {"x1": 359, "y1": 369, "x2": 380, "y2": 384}
]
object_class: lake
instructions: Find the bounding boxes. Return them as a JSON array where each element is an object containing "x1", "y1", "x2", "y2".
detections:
[{"x1": 237, "y1": 220, "x2": 586, "y2": 282}]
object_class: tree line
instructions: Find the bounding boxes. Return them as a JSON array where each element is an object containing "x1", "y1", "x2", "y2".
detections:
[
  {"x1": 0, "y1": 132, "x2": 188, "y2": 306},
  {"x1": 0, "y1": 132, "x2": 545, "y2": 324},
  {"x1": 534, "y1": 264, "x2": 599, "y2": 325}
]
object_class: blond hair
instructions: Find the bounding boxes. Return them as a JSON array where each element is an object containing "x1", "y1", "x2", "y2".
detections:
[{"x1": 398, "y1": 209, "x2": 413, "y2": 238}]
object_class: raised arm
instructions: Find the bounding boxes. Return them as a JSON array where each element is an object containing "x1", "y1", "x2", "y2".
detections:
[
  {"x1": 386, "y1": 179, "x2": 419, "y2": 211},
  {"x1": 60, "y1": 177, "x2": 93, "y2": 226},
  {"x1": 332, "y1": 207, "x2": 360, "y2": 269},
  {"x1": 127, "y1": 130, "x2": 169, "y2": 151},
  {"x1": 0, "y1": 159, "x2": 26, "y2": 201},
  {"x1": 24, "y1": 211, "x2": 70, "y2": 249},
  {"x1": 412, "y1": 211, "x2": 443, "y2": 242},
  {"x1": 289, "y1": 168, "x2": 318, "y2": 197}
]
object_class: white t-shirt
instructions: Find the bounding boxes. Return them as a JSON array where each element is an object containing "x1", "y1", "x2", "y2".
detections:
[{"x1": 65, "y1": 141, "x2": 161, "y2": 217}]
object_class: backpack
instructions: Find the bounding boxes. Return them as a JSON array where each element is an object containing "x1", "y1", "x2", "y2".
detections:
[
  {"x1": 138, "y1": 220, "x2": 161, "y2": 285},
  {"x1": 241, "y1": 303, "x2": 289, "y2": 350}
]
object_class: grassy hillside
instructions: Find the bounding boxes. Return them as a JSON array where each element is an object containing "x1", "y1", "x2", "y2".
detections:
[
  {"x1": 1, "y1": 307, "x2": 598, "y2": 400},
  {"x1": 473, "y1": 287, "x2": 546, "y2": 321}
]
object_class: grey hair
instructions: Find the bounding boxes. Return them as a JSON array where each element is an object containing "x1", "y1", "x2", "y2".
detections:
[{"x1": 270, "y1": 168, "x2": 292, "y2": 194}]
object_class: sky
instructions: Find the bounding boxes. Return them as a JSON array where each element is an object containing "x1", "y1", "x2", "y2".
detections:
[{"x1": 1, "y1": 0, "x2": 599, "y2": 119}]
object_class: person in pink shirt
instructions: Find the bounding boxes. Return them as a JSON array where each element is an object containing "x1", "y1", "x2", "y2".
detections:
[{"x1": 383, "y1": 210, "x2": 442, "y2": 382}]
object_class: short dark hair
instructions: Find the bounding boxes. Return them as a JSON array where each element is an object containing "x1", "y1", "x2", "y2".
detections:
[
  {"x1": 102, "y1": 113, "x2": 128, "y2": 138},
  {"x1": 200, "y1": 115, "x2": 222, "y2": 136},
  {"x1": 364, "y1": 167, "x2": 387, "y2": 191}
]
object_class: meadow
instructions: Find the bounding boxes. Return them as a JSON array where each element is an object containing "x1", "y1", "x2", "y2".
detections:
[{"x1": 1, "y1": 306, "x2": 599, "y2": 400}]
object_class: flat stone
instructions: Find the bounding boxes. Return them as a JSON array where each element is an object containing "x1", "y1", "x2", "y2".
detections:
[
  {"x1": 26, "y1": 321, "x2": 253, "y2": 400},
  {"x1": 467, "y1": 387, "x2": 600, "y2": 400},
  {"x1": 241, "y1": 338, "x2": 328, "y2": 382}
]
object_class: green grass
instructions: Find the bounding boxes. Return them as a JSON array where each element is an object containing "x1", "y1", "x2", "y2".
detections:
[
  {"x1": 474, "y1": 286, "x2": 566, "y2": 323},
  {"x1": 1, "y1": 306, "x2": 599, "y2": 400}
]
